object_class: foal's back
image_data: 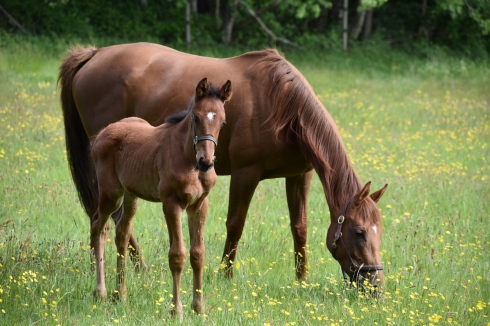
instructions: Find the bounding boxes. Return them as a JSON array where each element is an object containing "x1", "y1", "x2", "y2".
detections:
[{"x1": 92, "y1": 117, "x2": 171, "y2": 202}]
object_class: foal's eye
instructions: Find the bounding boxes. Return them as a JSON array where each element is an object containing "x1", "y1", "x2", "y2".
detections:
[
  {"x1": 194, "y1": 116, "x2": 200, "y2": 124},
  {"x1": 353, "y1": 229, "x2": 366, "y2": 240},
  {"x1": 221, "y1": 121, "x2": 227, "y2": 128}
]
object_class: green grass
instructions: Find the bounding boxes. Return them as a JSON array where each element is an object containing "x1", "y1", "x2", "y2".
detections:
[{"x1": 0, "y1": 37, "x2": 489, "y2": 325}]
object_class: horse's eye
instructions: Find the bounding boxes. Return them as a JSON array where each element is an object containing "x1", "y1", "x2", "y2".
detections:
[
  {"x1": 221, "y1": 121, "x2": 227, "y2": 128},
  {"x1": 353, "y1": 229, "x2": 366, "y2": 240}
]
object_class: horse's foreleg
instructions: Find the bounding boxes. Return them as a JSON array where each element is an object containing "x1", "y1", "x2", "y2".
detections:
[
  {"x1": 114, "y1": 194, "x2": 139, "y2": 301},
  {"x1": 286, "y1": 171, "x2": 313, "y2": 280},
  {"x1": 221, "y1": 167, "x2": 260, "y2": 278},
  {"x1": 163, "y1": 199, "x2": 186, "y2": 317},
  {"x1": 187, "y1": 198, "x2": 208, "y2": 314}
]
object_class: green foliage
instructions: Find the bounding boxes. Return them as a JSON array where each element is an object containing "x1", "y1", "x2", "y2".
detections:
[{"x1": 1, "y1": 0, "x2": 489, "y2": 55}]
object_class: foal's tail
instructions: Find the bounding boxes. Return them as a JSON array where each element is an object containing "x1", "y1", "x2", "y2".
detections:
[{"x1": 58, "y1": 45, "x2": 99, "y2": 218}]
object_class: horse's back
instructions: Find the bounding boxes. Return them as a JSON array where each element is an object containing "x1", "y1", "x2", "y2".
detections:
[{"x1": 74, "y1": 43, "x2": 312, "y2": 177}]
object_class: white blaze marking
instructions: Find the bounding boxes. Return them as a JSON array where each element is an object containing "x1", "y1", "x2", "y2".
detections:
[
  {"x1": 372, "y1": 224, "x2": 378, "y2": 234},
  {"x1": 207, "y1": 112, "x2": 216, "y2": 121}
]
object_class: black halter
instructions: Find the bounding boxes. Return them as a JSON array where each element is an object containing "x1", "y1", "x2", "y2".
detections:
[
  {"x1": 331, "y1": 198, "x2": 384, "y2": 281},
  {"x1": 191, "y1": 111, "x2": 218, "y2": 152}
]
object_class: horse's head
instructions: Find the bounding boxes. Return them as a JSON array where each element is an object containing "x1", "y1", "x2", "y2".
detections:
[
  {"x1": 326, "y1": 181, "x2": 388, "y2": 291},
  {"x1": 191, "y1": 78, "x2": 232, "y2": 173}
]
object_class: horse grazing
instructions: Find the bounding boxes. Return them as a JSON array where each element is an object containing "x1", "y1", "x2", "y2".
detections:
[
  {"x1": 90, "y1": 77, "x2": 232, "y2": 315},
  {"x1": 59, "y1": 43, "x2": 387, "y2": 289}
]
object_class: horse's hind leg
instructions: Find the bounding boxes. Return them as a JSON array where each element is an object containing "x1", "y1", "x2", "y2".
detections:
[
  {"x1": 91, "y1": 192, "x2": 122, "y2": 300},
  {"x1": 114, "y1": 193, "x2": 139, "y2": 301},
  {"x1": 286, "y1": 171, "x2": 313, "y2": 280}
]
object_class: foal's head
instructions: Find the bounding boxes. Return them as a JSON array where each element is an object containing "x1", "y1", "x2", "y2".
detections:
[{"x1": 191, "y1": 78, "x2": 232, "y2": 173}]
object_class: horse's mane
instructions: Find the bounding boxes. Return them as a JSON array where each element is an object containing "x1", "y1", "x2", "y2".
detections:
[
  {"x1": 165, "y1": 84, "x2": 223, "y2": 125},
  {"x1": 261, "y1": 50, "x2": 369, "y2": 215}
]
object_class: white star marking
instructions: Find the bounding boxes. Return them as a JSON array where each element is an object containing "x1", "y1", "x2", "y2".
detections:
[{"x1": 207, "y1": 112, "x2": 216, "y2": 121}]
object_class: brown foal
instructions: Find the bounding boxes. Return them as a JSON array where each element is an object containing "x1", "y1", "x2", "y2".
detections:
[{"x1": 90, "y1": 78, "x2": 232, "y2": 315}]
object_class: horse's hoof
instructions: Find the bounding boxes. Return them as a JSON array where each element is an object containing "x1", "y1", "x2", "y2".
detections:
[
  {"x1": 223, "y1": 266, "x2": 234, "y2": 278},
  {"x1": 133, "y1": 259, "x2": 149, "y2": 273}
]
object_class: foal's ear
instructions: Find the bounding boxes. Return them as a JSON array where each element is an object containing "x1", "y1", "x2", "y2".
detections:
[
  {"x1": 220, "y1": 80, "x2": 232, "y2": 102},
  {"x1": 370, "y1": 184, "x2": 388, "y2": 203},
  {"x1": 196, "y1": 77, "x2": 210, "y2": 100}
]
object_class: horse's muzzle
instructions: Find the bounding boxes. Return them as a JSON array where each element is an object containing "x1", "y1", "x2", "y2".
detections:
[{"x1": 196, "y1": 156, "x2": 215, "y2": 173}]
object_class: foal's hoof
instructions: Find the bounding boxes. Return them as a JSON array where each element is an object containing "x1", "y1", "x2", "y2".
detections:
[
  {"x1": 112, "y1": 290, "x2": 127, "y2": 302},
  {"x1": 191, "y1": 300, "x2": 204, "y2": 315},
  {"x1": 93, "y1": 289, "x2": 107, "y2": 301},
  {"x1": 170, "y1": 303, "x2": 184, "y2": 320}
]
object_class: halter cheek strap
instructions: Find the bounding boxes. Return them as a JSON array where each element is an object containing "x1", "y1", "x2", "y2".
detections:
[{"x1": 331, "y1": 198, "x2": 384, "y2": 274}]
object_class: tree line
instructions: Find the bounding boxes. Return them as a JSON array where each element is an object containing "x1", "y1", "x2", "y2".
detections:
[{"x1": 1, "y1": 0, "x2": 489, "y2": 55}]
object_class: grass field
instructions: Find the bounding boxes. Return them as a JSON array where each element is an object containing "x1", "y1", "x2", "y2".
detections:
[{"x1": 0, "y1": 38, "x2": 489, "y2": 325}]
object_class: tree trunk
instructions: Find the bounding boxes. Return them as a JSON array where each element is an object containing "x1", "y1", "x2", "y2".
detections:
[
  {"x1": 350, "y1": 10, "x2": 366, "y2": 40},
  {"x1": 216, "y1": 0, "x2": 221, "y2": 29},
  {"x1": 343, "y1": 0, "x2": 348, "y2": 51},
  {"x1": 362, "y1": 9, "x2": 373, "y2": 40},
  {"x1": 186, "y1": 1, "x2": 191, "y2": 48},
  {"x1": 222, "y1": 0, "x2": 238, "y2": 44}
]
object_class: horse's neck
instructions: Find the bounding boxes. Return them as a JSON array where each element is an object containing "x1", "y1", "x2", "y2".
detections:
[{"x1": 314, "y1": 117, "x2": 362, "y2": 211}]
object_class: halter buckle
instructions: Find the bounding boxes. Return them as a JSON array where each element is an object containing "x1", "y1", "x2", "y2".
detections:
[{"x1": 337, "y1": 215, "x2": 345, "y2": 224}]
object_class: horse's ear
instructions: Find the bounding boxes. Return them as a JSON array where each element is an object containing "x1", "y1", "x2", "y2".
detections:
[
  {"x1": 196, "y1": 77, "x2": 209, "y2": 100},
  {"x1": 370, "y1": 184, "x2": 388, "y2": 203},
  {"x1": 220, "y1": 80, "x2": 232, "y2": 102},
  {"x1": 354, "y1": 181, "x2": 371, "y2": 207}
]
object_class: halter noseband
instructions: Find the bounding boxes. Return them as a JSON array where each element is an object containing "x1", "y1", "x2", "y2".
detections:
[
  {"x1": 331, "y1": 198, "x2": 384, "y2": 277},
  {"x1": 191, "y1": 111, "x2": 218, "y2": 152}
]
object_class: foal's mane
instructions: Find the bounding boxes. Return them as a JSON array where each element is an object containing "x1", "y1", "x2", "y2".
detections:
[
  {"x1": 260, "y1": 50, "x2": 370, "y2": 215},
  {"x1": 165, "y1": 84, "x2": 223, "y2": 125}
]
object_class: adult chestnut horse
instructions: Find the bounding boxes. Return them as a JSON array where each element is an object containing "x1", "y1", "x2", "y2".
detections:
[
  {"x1": 59, "y1": 43, "x2": 388, "y2": 287},
  {"x1": 91, "y1": 78, "x2": 231, "y2": 315}
]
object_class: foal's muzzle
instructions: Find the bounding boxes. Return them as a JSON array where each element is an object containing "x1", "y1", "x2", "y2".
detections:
[{"x1": 196, "y1": 156, "x2": 216, "y2": 173}]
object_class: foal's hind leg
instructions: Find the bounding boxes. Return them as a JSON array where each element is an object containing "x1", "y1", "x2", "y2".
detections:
[
  {"x1": 286, "y1": 172, "x2": 313, "y2": 280},
  {"x1": 91, "y1": 192, "x2": 122, "y2": 300},
  {"x1": 114, "y1": 194, "x2": 139, "y2": 301},
  {"x1": 111, "y1": 208, "x2": 147, "y2": 272}
]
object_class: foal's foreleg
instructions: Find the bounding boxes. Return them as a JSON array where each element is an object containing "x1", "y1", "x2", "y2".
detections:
[
  {"x1": 163, "y1": 199, "x2": 186, "y2": 317},
  {"x1": 187, "y1": 199, "x2": 208, "y2": 314},
  {"x1": 114, "y1": 194, "x2": 139, "y2": 301}
]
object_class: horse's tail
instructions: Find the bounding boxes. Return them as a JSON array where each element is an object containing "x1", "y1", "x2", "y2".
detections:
[{"x1": 58, "y1": 45, "x2": 99, "y2": 218}]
